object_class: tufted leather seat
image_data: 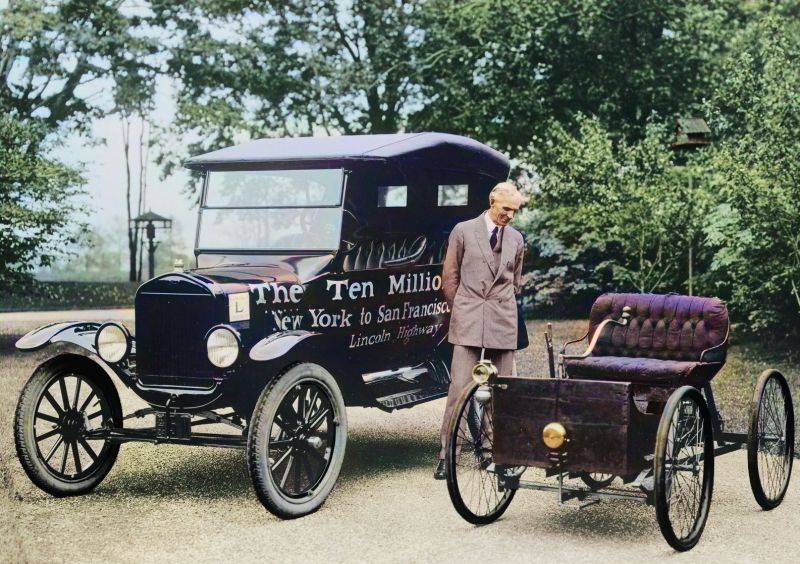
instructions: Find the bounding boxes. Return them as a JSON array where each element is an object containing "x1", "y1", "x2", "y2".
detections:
[
  {"x1": 564, "y1": 293, "x2": 729, "y2": 387},
  {"x1": 342, "y1": 235, "x2": 428, "y2": 271},
  {"x1": 424, "y1": 237, "x2": 448, "y2": 265}
]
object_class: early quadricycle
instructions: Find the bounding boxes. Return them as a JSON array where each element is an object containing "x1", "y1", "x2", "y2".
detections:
[
  {"x1": 445, "y1": 293, "x2": 795, "y2": 551},
  {"x1": 13, "y1": 133, "x2": 511, "y2": 518}
]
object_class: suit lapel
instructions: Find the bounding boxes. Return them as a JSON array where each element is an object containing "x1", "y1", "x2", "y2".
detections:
[{"x1": 471, "y1": 216, "x2": 497, "y2": 277}]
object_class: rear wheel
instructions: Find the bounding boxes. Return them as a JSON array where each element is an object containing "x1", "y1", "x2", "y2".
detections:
[
  {"x1": 445, "y1": 383, "x2": 516, "y2": 524},
  {"x1": 747, "y1": 369, "x2": 794, "y2": 510},
  {"x1": 247, "y1": 363, "x2": 347, "y2": 519},
  {"x1": 654, "y1": 386, "x2": 714, "y2": 552},
  {"x1": 14, "y1": 357, "x2": 122, "y2": 496}
]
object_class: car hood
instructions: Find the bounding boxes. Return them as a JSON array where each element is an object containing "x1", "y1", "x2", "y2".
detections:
[{"x1": 138, "y1": 254, "x2": 333, "y2": 299}]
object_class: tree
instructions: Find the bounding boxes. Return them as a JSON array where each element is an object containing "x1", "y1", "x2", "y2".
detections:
[
  {"x1": 1, "y1": 0, "x2": 153, "y2": 129},
  {"x1": 150, "y1": 0, "x2": 424, "y2": 182},
  {"x1": 516, "y1": 115, "x2": 712, "y2": 308},
  {"x1": 410, "y1": 0, "x2": 748, "y2": 153},
  {"x1": 114, "y1": 70, "x2": 157, "y2": 281},
  {"x1": 0, "y1": 115, "x2": 86, "y2": 285},
  {"x1": 703, "y1": 18, "x2": 800, "y2": 334},
  {"x1": 1, "y1": 0, "x2": 157, "y2": 282}
]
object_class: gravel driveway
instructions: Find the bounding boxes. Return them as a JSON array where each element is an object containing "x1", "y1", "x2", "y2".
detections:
[{"x1": 1, "y1": 312, "x2": 797, "y2": 563}]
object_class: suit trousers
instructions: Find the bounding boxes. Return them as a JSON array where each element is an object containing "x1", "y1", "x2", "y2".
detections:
[{"x1": 438, "y1": 345, "x2": 513, "y2": 459}]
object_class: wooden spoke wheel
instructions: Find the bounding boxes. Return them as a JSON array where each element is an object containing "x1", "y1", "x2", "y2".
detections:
[
  {"x1": 748, "y1": 369, "x2": 795, "y2": 510},
  {"x1": 445, "y1": 383, "x2": 517, "y2": 525},
  {"x1": 14, "y1": 358, "x2": 122, "y2": 496},
  {"x1": 247, "y1": 363, "x2": 347, "y2": 519},
  {"x1": 654, "y1": 386, "x2": 714, "y2": 552}
]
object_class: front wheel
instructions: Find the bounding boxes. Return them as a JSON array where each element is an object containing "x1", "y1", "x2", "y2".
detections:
[
  {"x1": 14, "y1": 357, "x2": 122, "y2": 496},
  {"x1": 247, "y1": 363, "x2": 347, "y2": 519},
  {"x1": 653, "y1": 386, "x2": 714, "y2": 552},
  {"x1": 445, "y1": 383, "x2": 517, "y2": 524},
  {"x1": 748, "y1": 369, "x2": 794, "y2": 510}
]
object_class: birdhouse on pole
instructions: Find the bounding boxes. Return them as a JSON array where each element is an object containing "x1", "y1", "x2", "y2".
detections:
[{"x1": 671, "y1": 117, "x2": 712, "y2": 151}]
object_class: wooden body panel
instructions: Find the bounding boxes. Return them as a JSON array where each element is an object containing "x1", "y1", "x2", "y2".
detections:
[{"x1": 493, "y1": 377, "x2": 659, "y2": 476}]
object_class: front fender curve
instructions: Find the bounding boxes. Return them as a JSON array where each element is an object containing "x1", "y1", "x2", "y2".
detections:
[
  {"x1": 16, "y1": 322, "x2": 136, "y2": 390},
  {"x1": 246, "y1": 331, "x2": 370, "y2": 408},
  {"x1": 16, "y1": 321, "x2": 136, "y2": 356},
  {"x1": 22, "y1": 343, "x2": 133, "y2": 391},
  {"x1": 15, "y1": 321, "x2": 102, "y2": 352},
  {"x1": 249, "y1": 330, "x2": 321, "y2": 362}
]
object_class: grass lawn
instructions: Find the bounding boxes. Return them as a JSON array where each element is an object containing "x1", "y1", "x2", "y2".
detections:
[{"x1": 0, "y1": 281, "x2": 137, "y2": 312}]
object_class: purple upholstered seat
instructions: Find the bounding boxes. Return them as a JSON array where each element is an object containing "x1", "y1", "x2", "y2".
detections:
[{"x1": 564, "y1": 293, "x2": 730, "y2": 387}]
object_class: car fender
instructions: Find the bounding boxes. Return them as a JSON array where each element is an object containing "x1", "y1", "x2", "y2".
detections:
[
  {"x1": 16, "y1": 321, "x2": 107, "y2": 352},
  {"x1": 248, "y1": 330, "x2": 321, "y2": 362},
  {"x1": 15, "y1": 321, "x2": 134, "y2": 386},
  {"x1": 247, "y1": 330, "x2": 367, "y2": 406}
]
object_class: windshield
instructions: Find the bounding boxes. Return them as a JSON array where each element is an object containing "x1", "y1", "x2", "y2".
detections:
[
  {"x1": 205, "y1": 169, "x2": 343, "y2": 207},
  {"x1": 197, "y1": 169, "x2": 344, "y2": 251}
]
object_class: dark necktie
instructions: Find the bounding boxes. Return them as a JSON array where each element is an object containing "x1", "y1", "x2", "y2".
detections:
[{"x1": 489, "y1": 226, "x2": 498, "y2": 250}]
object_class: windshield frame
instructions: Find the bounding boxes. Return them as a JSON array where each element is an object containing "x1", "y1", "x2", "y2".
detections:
[
  {"x1": 202, "y1": 167, "x2": 345, "y2": 209},
  {"x1": 194, "y1": 167, "x2": 349, "y2": 254}
]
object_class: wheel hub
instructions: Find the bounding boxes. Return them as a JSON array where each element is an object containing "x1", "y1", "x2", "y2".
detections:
[
  {"x1": 289, "y1": 423, "x2": 322, "y2": 451},
  {"x1": 60, "y1": 409, "x2": 85, "y2": 441}
]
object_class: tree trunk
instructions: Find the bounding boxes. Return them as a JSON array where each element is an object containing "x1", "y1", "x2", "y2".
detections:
[
  {"x1": 136, "y1": 116, "x2": 148, "y2": 281},
  {"x1": 122, "y1": 118, "x2": 138, "y2": 282}
]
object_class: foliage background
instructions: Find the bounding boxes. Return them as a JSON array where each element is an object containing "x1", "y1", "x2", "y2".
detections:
[{"x1": 1, "y1": 1, "x2": 799, "y2": 337}]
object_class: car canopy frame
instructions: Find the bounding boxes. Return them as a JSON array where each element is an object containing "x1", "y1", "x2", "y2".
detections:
[{"x1": 184, "y1": 132, "x2": 510, "y2": 180}]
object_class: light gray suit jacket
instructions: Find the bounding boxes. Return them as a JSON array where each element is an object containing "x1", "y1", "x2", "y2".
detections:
[{"x1": 442, "y1": 214, "x2": 525, "y2": 350}]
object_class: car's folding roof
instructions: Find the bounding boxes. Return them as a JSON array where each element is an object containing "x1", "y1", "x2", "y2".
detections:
[{"x1": 184, "y1": 132, "x2": 509, "y2": 179}]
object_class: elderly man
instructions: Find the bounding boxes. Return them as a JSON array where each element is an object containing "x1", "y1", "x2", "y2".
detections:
[{"x1": 434, "y1": 181, "x2": 526, "y2": 479}]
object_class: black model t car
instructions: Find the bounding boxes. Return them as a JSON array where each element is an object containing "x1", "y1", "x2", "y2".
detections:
[{"x1": 13, "y1": 133, "x2": 510, "y2": 518}]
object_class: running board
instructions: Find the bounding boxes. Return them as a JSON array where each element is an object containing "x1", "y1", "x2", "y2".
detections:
[
  {"x1": 374, "y1": 387, "x2": 448, "y2": 411},
  {"x1": 362, "y1": 365, "x2": 429, "y2": 385}
]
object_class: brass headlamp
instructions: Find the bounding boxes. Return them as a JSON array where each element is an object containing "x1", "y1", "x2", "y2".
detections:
[{"x1": 472, "y1": 358, "x2": 497, "y2": 384}]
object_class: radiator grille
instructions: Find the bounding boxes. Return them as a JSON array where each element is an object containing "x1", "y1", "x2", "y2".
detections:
[{"x1": 135, "y1": 293, "x2": 218, "y2": 381}]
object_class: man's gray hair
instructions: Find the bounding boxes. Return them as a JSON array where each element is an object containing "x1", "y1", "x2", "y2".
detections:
[{"x1": 489, "y1": 181, "x2": 528, "y2": 205}]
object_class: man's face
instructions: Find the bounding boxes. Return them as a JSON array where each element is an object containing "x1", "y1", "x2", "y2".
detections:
[{"x1": 488, "y1": 192, "x2": 521, "y2": 227}]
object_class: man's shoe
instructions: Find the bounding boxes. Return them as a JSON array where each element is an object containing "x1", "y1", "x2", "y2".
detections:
[{"x1": 434, "y1": 459, "x2": 446, "y2": 480}]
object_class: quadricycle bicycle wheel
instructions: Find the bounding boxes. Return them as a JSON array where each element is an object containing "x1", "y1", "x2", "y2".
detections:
[
  {"x1": 747, "y1": 369, "x2": 794, "y2": 510},
  {"x1": 445, "y1": 383, "x2": 519, "y2": 524}
]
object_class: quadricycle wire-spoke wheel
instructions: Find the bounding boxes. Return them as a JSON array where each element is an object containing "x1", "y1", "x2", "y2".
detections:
[
  {"x1": 654, "y1": 386, "x2": 714, "y2": 552},
  {"x1": 445, "y1": 383, "x2": 518, "y2": 525},
  {"x1": 748, "y1": 369, "x2": 794, "y2": 510},
  {"x1": 14, "y1": 358, "x2": 122, "y2": 496},
  {"x1": 247, "y1": 363, "x2": 347, "y2": 519}
]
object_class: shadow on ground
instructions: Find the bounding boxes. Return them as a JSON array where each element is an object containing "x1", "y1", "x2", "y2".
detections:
[
  {"x1": 538, "y1": 497, "x2": 658, "y2": 541},
  {"x1": 0, "y1": 335, "x2": 18, "y2": 356},
  {"x1": 17, "y1": 430, "x2": 437, "y2": 504}
]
